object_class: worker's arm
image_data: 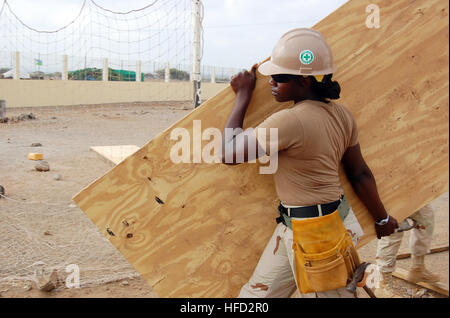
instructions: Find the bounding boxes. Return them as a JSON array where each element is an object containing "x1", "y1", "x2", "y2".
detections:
[
  {"x1": 221, "y1": 64, "x2": 265, "y2": 165},
  {"x1": 341, "y1": 143, "x2": 398, "y2": 239}
]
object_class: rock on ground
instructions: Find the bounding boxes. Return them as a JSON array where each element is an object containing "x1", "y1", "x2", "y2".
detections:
[
  {"x1": 35, "y1": 160, "x2": 50, "y2": 172},
  {"x1": 33, "y1": 269, "x2": 59, "y2": 292}
]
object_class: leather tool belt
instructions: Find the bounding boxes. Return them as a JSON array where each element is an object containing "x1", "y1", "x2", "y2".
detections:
[
  {"x1": 274, "y1": 196, "x2": 361, "y2": 294},
  {"x1": 292, "y1": 211, "x2": 361, "y2": 294}
]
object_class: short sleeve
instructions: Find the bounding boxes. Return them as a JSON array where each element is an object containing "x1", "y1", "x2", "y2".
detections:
[{"x1": 254, "y1": 109, "x2": 304, "y2": 155}]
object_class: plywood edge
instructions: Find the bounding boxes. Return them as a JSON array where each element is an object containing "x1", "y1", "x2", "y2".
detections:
[
  {"x1": 72, "y1": 146, "x2": 143, "y2": 204},
  {"x1": 396, "y1": 246, "x2": 449, "y2": 260},
  {"x1": 393, "y1": 267, "x2": 449, "y2": 297},
  {"x1": 91, "y1": 145, "x2": 140, "y2": 165}
]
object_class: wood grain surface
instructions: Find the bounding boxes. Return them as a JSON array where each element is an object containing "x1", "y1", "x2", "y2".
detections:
[{"x1": 73, "y1": 0, "x2": 449, "y2": 297}]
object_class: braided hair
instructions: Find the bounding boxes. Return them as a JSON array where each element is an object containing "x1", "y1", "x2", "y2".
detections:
[{"x1": 310, "y1": 74, "x2": 341, "y2": 102}]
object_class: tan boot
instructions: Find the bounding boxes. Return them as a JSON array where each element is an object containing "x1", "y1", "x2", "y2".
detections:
[
  {"x1": 374, "y1": 272, "x2": 402, "y2": 298},
  {"x1": 407, "y1": 255, "x2": 440, "y2": 283}
]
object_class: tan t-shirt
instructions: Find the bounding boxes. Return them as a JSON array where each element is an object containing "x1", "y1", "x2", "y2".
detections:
[{"x1": 255, "y1": 100, "x2": 359, "y2": 206}]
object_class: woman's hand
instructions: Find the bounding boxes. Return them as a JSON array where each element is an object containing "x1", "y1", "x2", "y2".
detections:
[
  {"x1": 230, "y1": 64, "x2": 258, "y2": 97},
  {"x1": 221, "y1": 65, "x2": 260, "y2": 165},
  {"x1": 375, "y1": 215, "x2": 399, "y2": 239}
]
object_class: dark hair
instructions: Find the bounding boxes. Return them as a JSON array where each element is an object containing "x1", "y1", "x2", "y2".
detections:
[{"x1": 310, "y1": 74, "x2": 341, "y2": 102}]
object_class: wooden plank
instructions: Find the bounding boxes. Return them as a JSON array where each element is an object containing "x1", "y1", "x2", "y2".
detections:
[
  {"x1": 73, "y1": 0, "x2": 449, "y2": 297},
  {"x1": 91, "y1": 145, "x2": 140, "y2": 165},
  {"x1": 393, "y1": 267, "x2": 449, "y2": 297},
  {"x1": 397, "y1": 246, "x2": 449, "y2": 260}
]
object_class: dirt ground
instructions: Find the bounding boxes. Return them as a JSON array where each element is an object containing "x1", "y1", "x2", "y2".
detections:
[{"x1": 0, "y1": 103, "x2": 448, "y2": 298}]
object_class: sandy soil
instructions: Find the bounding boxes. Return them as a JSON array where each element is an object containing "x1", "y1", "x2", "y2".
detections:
[{"x1": 0, "y1": 103, "x2": 447, "y2": 298}]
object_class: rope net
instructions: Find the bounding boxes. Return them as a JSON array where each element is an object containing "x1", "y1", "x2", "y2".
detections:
[
  {"x1": 0, "y1": 192, "x2": 139, "y2": 287},
  {"x1": 0, "y1": 0, "x2": 228, "y2": 104}
]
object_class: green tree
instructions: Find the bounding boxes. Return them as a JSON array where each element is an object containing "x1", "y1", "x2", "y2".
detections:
[
  {"x1": 0, "y1": 68, "x2": 11, "y2": 75},
  {"x1": 156, "y1": 68, "x2": 190, "y2": 81}
]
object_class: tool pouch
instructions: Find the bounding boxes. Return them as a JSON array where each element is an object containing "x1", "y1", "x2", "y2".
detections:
[{"x1": 292, "y1": 210, "x2": 361, "y2": 294}]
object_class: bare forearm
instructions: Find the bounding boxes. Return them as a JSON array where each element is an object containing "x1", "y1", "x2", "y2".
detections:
[
  {"x1": 221, "y1": 66, "x2": 257, "y2": 164},
  {"x1": 348, "y1": 170, "x2": 388, "y2": 222},
  {"x1": 221, "y1": 92, "x2": 251, "y2": 160},
  {"x1": 342, "y1": 144, "x2": 398, "y2": 238},
  {"x1": 224, "y1": 91, "x2": 252, "y2": 131}
]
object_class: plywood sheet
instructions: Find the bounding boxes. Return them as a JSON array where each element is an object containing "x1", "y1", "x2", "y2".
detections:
[
  {"x1": 91, "y1": 145, "x2": 140, "y2": 165},
  {"x1": 73, "y1": 0, "x2": 449, "y2": 297}
]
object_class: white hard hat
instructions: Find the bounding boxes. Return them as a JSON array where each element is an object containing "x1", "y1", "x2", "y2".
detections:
[{"x1": 259, "y1": 28, "x2": 337, "y2": 82}]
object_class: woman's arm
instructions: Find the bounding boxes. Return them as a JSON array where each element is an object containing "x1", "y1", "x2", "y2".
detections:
[
  {"x1": 341, "y1": 143, "x2": 398, "y2": 239},
  {"x1": 221, "y1": 64, "x2": 264, "y2": 164}
]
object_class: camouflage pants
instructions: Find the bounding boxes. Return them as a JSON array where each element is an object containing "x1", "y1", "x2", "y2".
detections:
[
  {"x1": 376, "y1": 205, "x2": 434, "y2": 273},
  {"x1": 238, "y1": 205, "x2": 364, "y2": 298}
]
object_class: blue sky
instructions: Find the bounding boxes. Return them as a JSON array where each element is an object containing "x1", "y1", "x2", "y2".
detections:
[{"x1": 1, "y1": 0, "x2": 348, "y2": 70}]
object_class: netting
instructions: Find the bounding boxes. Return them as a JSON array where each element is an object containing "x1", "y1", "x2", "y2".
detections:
[
  {"x1": 0, "y1": 0, "x2": 192, "y2": 80},
  {"x1": 0, "y1": 0, "x2": 233, "y2": 108},
  {"x1": 0, "y1": 0, "x2": 226, "y2": 290},
  {"x1": 0, "y1": 192, "x2": 139, "y2": 286}
]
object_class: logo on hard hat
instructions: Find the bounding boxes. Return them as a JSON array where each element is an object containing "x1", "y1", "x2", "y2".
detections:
[{"x1": 300, "y1": 50, "x2": 314, "y2": 65}]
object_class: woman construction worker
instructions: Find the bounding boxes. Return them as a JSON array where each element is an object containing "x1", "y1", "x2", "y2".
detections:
[{"x1": 220, "y1": 28, "x2": 399, "y2": 298}]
